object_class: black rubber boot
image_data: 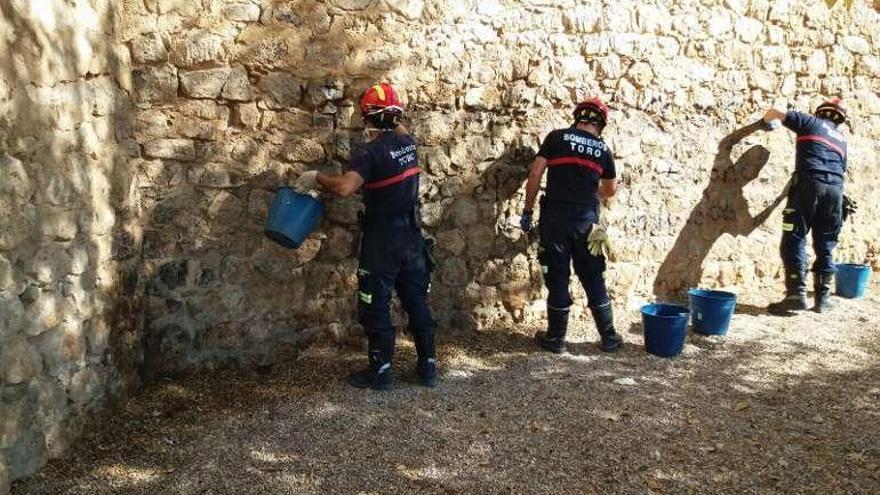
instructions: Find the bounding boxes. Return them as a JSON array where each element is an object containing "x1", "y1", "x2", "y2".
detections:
[
  {"x1": 535, "y1": 307, "x2": 569, "y2": 354},
  {"x1": 591, "y1": 303, "x2": 621, "y2": 353},
  {"x1": 813, "y1": 272, "x2": 835, "y2": 313},
  {"x1": 767, "y1": 266, "x2": 809, "y2": 315},
  {"x1": 347, "y1": 332, "x2": 394, "y2": 391},
  {"x1": 413, "y1": 331, "x2": 438, "y2": 388}
]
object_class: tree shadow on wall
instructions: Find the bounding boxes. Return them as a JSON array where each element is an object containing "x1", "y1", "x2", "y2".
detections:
[
  {"x1": 429, "y1": 144, "x2": 538, "y2": 335},
  {"x1": 652, "y1": 121, "x2": 788, "y2": 301},
  {"x1": 0, "y1": 0, "x2": 142, "y2": 483}
]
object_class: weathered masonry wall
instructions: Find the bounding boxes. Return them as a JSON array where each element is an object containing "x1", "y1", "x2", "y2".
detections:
[
  {"x1": 0, "y1": 0, "x2": 143, "y2": 490},
  {"x1": 122, "y1": 0, "x2": 880, "y2": 375},
  {"x1": 2, "y1": 0, "x2": 880, "y2": 489}
]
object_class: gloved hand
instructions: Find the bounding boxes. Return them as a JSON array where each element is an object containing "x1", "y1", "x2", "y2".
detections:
[
  {"x1": 293, "y1": 170, "x2": 319, "y2": 193},
  {"x1": 587, "y1": 223, "x2": 612, "y2": 258},
  {"x1": 762, "y1": 118, "x2": 781, "y2": 131},
  {"x1": 842, "y1": 194, "x2": 858, "y2": 222},
  {"x1": 520, "y1": 210, "x2": 533, "y2": 233}
]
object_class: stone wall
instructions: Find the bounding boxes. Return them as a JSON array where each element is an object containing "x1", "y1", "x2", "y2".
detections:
[
  {"x1": 2, "y1": 0, "x2": 880, "y2": 488},
  {"x1": 0, "y1": 0, "x2": 141, "y2": 489},
  {"x1": 122, "y1": 0, "x2": 880, "y2": 376}
]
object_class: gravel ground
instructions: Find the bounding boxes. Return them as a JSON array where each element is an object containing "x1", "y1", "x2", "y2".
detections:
[{"x1": 13, "y1": 287, "x2": 880, "y2": 495}]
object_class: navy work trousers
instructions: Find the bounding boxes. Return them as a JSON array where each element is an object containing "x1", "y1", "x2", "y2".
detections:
[
  {"x1": 357, "y1": 226, "x2": 435, "y2": 341},
  {"x1": 780, "y1": 174, "x2": 843, "y2": 274},
  {"x1": 538, "y1": 202, "x2": 609, "y2": 311}
]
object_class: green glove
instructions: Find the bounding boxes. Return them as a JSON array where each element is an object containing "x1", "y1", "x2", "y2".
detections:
[{"x1": 587, "y1": 223, "x2": 612, "y2": 258}]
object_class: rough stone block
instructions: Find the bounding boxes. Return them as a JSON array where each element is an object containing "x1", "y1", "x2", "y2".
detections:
[
  {"x1": 179, "y1": 68, "x2": 231, "y2": 98},
  {"x1": 323, "y1": 227, "x2": 354, "y2": 260},
  {"x1": 132, "y1": 64, "x2": 178, "y2": 102},
  {"x1": 22, "y1": 291, "x2": 62, "y2": 337},
  {"x1": 0, "y1": 155, "x2": 32, "y2": 202},
  {"x1": 0, "y1": 293, "x2": 24, "y2": 339},
  {"x1": 170, "y1": 32, "x2": 226, "y2": 68},
  {"x1": 38, "y1": 208, "x2": 79, "y2": 242},
  {"x1": 258, "y1": 72, "x2": 302, "y2": 109},
  {"x1": 130, "y1": 33, "x2": 167, "y2": 63},
  {"x1": 224, "y1": 2, "x2": 261, "y2": 21},
  {"x1": 0, "y1": 336, "x2": 42, "y2": 385},
  {"x1": 0, "y1": 255, "x2": 14, "y2": 293},
  {"x1": 222, "y1": 65, "x2": 254, "y2": 101},
  {"x1": 806, "y1": 50, "x2": 828, "y2": 74},
  {"x1": 30, "y1": 377, "x2": 70, "y2": 458},
  {"x1": 170, "y1": 116, "x2": 229, "y2": 140},
  {"x1": 68, "y1": 367, "x2": 104, "y2": 406},
  {"x1": 0, "y1": 386, "x2": 48, "y2": 480},
  {"x1": 281, "y1": 137, "x2": 325, "y2": 163},
  {"x1": 0, "y1": 203, "x2": 32, "y2": 251},
  {"x1": 734, "y1": 17, "x2": 763, "y2": 43},
  {"x1": 842, "y1": 35, "x2": 870, "y2": 54},
  {"x1": 34, "y1": 318, "x2": 87, "y2": 380},
  {"x1": 436, "y1": 229, "x2": 466, "y2": 256},
  {"x1": 233, "y1": 102, "x2": 260, "y2": 129},
  {"x1": 143, "y1": 139, "x2": 196, "y2": 161}
]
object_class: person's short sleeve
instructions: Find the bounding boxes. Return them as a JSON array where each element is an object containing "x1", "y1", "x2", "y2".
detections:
[
  {"x1": 536, "y1": 131, "x2": 556, "y2": 158},
  {"x1": 601, "y1": 149, "x2": 616, "y2": 179},
  {"x1": 347, "y1": 146, "x2": 372, "y2": 182},
  {"x1": 783, "y1": 110, "x2": 815, "y2": 134}
]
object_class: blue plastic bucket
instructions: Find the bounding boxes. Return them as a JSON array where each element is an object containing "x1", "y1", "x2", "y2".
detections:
[
  {"x1": 835, "y1": 264, "x2": 871, "y2": 299},
  {"x1": 641, "y1": 304, "x2": 689, "y2": 357},
  {"x1": 264, "y1": 187, "x2": 324, "y2": 249},
  {"x1": 688, "y1": 289, "x2": 737, "y2": 336}
]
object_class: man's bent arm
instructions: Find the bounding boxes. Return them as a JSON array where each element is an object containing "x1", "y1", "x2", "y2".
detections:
[
  {"x1": 599, "y1": 179, "x2": 617, "y2": 200},
  {"x1": 763, "y1": 108, "x2": 786, "y2": 124},
  {"x1": 318, "y1": 171, "x2": 364, "y2": 197},
  {"x1": 524, "y1": 156, "x2": 547, "y2": 211}
]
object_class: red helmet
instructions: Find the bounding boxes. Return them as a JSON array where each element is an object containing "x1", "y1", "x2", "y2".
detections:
[
  {"x1": 815, "y1": 98, "x2": 846, "y2": 125},
  {"x1": 573, "y1": 97, "x2": 609, "y2": 127},
  {"x1": 359, "y1": 83, "x2": 404, "y2": 117}
]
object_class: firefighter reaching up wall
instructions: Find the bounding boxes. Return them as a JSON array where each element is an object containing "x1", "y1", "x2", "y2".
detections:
[{"x1": 763, "y1": 98, "x2": 855, "y2": 315}]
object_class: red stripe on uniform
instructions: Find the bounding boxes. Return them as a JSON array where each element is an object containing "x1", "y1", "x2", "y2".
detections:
[
  {"x1": 364, "y1": 167, "x2": 421, "y2": 189},
  {"x1": 796, "y1": 135, "x2": 846, "y2": 159},
  {"x1": 546, "y1": 157, "x2": 603, "y2": 175}
]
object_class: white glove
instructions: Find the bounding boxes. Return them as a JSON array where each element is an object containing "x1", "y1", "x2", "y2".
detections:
[
  {"x1": 293, "y1": 170, "x2": 319, "y2": 193},
  {"x1": 587, "y1": 223, "x2": 612, "y2": 259}
]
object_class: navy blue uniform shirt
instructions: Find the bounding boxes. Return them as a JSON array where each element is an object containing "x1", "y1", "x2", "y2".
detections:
[
  {"x1": 348, "y1": 131, "x2": 420, "y2": 216},
  {"x1": 537, "y1": 127, "x2": 616, "y2": 208},
  {"x1": 783, "y1": 110, "x2": 847, "y2": 182}
]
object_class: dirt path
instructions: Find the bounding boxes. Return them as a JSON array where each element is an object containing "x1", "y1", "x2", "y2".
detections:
[{"x1": 13, "y1": 289, "x2": 880, "y2": 494}]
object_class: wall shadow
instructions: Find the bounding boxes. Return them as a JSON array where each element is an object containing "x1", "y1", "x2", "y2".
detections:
[
  {"x1": 652, "y1": 121, "x2": 787, "y2": 302},
  {"x1": 12, "y1": 313, "x2": 880, "y2": 494},
  {"x1": 426, "y1": 143, "x2": 538, "y2": 336}
]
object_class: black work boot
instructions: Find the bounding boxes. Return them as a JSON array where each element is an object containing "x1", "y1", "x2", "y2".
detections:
[
  {"x1": 413, "y1": 331, "x2": 438, "y2": 388},
  {"x1": 813, "y1": 272, "x2": 835, "y2": 313},
  {"x1": 767, "y1": 266, "x2": 809, "y2": 315},
  {"x1": 535, "y1": 307, "x2": 569, "y2": 354},
  {"x1": 591, "y1": 302, "x2": 622, "y2": 353},
  {"x1": 347, "y1": 333, "x2": 394, "y2": 391}
]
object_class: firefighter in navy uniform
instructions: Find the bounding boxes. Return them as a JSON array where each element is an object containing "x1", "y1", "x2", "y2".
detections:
[
  {"x1": 520, "y1": 97, "x2": 622, "y2": 353},
  {"x1": 764, "y1": 99, "x2": 853, "y2": 314},
  {"x1": 294, "y1": 83, "x2": 437, "y2": 390}
]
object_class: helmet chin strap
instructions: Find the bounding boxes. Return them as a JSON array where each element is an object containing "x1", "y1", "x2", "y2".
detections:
[{"x1": 362, "y1": 125, "x2": 393, "y2": 140}]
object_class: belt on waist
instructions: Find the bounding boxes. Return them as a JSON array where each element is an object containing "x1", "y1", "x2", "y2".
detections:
[{"x1": 360, "y1": 210, "x2": 420, "y2": 230}]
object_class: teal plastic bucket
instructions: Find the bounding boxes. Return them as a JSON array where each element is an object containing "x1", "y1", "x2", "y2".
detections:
[
  {"x1": 641, "y1": 304, "x2": 689, "y2": 358},
  {"x1": 835, "y1": 264, "x2": 871, "y2": 299},
  {"x1": 264, "y1": 187, "x2": 324, "y2": 249},
  {"x1": 688, "y1": 289, "x2": 737, "y2": 336}
]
